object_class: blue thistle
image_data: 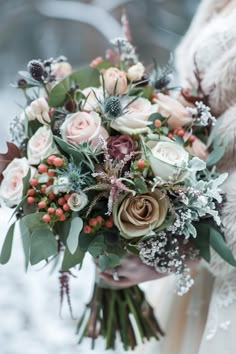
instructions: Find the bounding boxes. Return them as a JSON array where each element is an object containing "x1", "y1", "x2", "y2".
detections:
[{"x1": 57, "y1": 161, "x2": 90, "y2": 192}]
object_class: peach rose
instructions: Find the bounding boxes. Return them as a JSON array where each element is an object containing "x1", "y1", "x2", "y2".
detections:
[
  {"x1": 113, "y1": 190, "x2": 168, "y2": 239},
  {"x1": 103, "y1": 67, "x2": 128, "y2": 95},
  {"x1": 51, "y1": 62, "x2": 72, "y2": 80},
  {"x1": 27, "y1": 126, "x2": 58, "y2": 165},
  {"x1": 0, "y1": 157, "x2": 31, "y2": 207},
  {"x1": 25, "y1": 97, "x2": 50, "y2": 125},
  {"x1": 60, "y1": 111, "x2": 102, "y2": 146},
  {"x1": 111, "y1": 97, "x2": 155, "y2": 135},
  {"x1": 155, "y1": 93, "x2": 192, "y2": 130}
]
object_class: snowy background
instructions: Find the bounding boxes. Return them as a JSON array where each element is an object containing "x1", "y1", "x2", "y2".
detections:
[{"x1": 0, "y1": 1, "x2": 198, "y2": 353}]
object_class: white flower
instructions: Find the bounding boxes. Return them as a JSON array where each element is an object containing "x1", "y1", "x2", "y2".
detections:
[
  {"x1": 111, "y1": 97, "x2": 155, "y2": 135},
  {"x1": 51, "y1": 62, "x2": 72, "y2": 80},
  {"x1": 25, "y1": 97, "x2": 50, "y2": 125},
  {"x1": 68, "y1": 192, "x2": 88, "y2": 211},
  {"x1": 52, "y1": 176, "x2": 70, "y2": 194},
  {"x1": 27, "y1": 126, "x2": 58, "y2": 165},
  {"x1": 82, "y1": 87, "x2": 103, "y2": 111},
  {"x1": 0, "y1": 157, "x2": 31, "y2": 207},
  {"x1": 127, "y1": 62, "x2": 145, "y2": 81},
  {"x1": 148, "y1": 141, "x2": 189, "y2": 182}
]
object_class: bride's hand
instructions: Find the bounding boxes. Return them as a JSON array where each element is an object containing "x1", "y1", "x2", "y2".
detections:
[
  {"x1": 95, "y1": 254, "x2": 166, "y2": 288},
  {"x1": 187, "y1": 137, "x2": 208, "y2": 161}
]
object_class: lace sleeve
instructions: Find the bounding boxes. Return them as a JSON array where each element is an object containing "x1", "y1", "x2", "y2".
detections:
[{"x1": 203, "y1": 169, "x2": 236, "y2": 277}]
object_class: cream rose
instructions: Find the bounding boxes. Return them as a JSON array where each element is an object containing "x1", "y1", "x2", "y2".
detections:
[
  {"x1": 148, "y1": 141, "x2": 189, "y2": 182},
  {"x1": 103, "y1": 67, "x2": 128, "y2": 95},
  {"x1": 60, "y1": 111, "x2": 102, "y2": 146},
  {"x1": 68, "y1": 192, "x2": 88, "y2": 211},
  {"x1": 0, "y1": 157, "x2": 31, "y2": 207},
  {"x1": 27, "y1": 126, "x2": 58, "y2": 165},
  {"x1": 51, "y1": 62, "x2": 72, "y2": 80},
  {"x1": 111, "y1": 96, "x2": 155, "y2": 135},
  {"x1": 154, "y1": 93, "x2": 192, "y2": 130},
  {"x1": 113, "y1": 190, "x2": 168, "y2": 239},
  {"x1": 82, "y1": 87, "x2": 103, "y2": 111},
  {"x1": 25, "y1": 97, "x2": 50, "y2": 125},
  {"x1": 127, "y1": 62, "x2": 145, "y2": 81}
]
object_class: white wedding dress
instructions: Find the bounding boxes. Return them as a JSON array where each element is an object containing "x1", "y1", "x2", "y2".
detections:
[{"x1": 129, "y1": 1, "x2": 236, "y2": 353}]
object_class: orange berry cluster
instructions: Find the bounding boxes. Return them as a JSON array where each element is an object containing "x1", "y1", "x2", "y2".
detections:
[
  {"x1": 83, "y1": 215, "x2": 114, "y2": 234},
  {"x1": 26, "y1": 155, "x2": 71, "y2": 223}
]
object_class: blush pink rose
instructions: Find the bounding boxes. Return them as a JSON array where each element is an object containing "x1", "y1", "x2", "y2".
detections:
[
  {"x1": 103, "y1": 67, "x2": 128, "y2": 95},
  {"x1": 0, "y1": 157, "x2": 31, "y2": 207},
  {"x1": 25, "y1": 97, "x2": 50, "y2": 125},
  {"x1": 60, "y1": 111, "x2": 102, "y2": 146},
  {"x1": 51, "y1": 62, "x2": 72, "y2": 80},
  {"x1": 27, "y1": 126, "x2": 58, "y2": 165}
]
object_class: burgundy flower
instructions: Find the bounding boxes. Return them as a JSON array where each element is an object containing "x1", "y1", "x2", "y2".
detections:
[{"x1": 107, "y1": 135, "x2": 134, "y2": 160}]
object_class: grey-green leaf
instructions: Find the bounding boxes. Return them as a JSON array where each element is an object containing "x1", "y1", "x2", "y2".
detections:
[
  {"x1": 210, "y1": 227, "x2": 236, "y2": 267},
  {"x1": 30, "y1": 228, "x2": 57, "y2": 265},
  {"x1": 0, "y1": 222, "x2": 15, "y2": 264},
  {"x1": 61, "y1": 245, "x2": 85, "y2": 271},
  {"x1": 98, "y1": 253, "x2": 120, "y2": 271},
  {"x1": 19, "y1": 220, "x2": 31, "y2": 271},
  {"x1": 67, "y1": 217, "x2": 83, "y2": 254}
]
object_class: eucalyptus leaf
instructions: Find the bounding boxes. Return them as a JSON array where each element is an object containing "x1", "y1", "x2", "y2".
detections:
[
  {"x1": 61, "y1": 245, "x2": 85, "y2": 271},
  {"x1": 67, "y1": 217, "x2": 83, "y2": 254},
  {"x1": 210, "y1": 227, "x2": 236, "y2": 267},
  {"x1": 193, "y1": 222, "x2": 211, "y2": 262},
  {"x1": 206, "y1": 146, "x2": 225, "y2": 166},
  {"x1": 30, "y1": 228, "x2": 57, "y2": 265},
  {"x1": 19, "y1": 219, "x2": 31, "y2": 271},
  {"x1": 88, "y1": 234, "x2": 105, "y2": 257},
  {"x1": 98, "y1": 253, "x2": 120, "y2": 271},
  {"x1": 54, "y1": 136, "x2": 83, "y2": 163},
  {"x1": 134, "y1": 177, "x2": 147, "y2": 194},
  {"x1": 21, "y1": 212, "x2": 46, "y2": 232},
  {"x1": 0, "y1": 222, "x2": 15, "y2": 265}
]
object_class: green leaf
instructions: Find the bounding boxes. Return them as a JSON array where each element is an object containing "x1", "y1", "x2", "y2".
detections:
[
  {"x1": 193, "y1": 222, "x2": 211, "y2": 262},
  {"x1": 142, "y1": 86, "x2": 154, "y2": 99},
  {"x1": 54, "y1": 136, "x2": 83, "y2": 163},
  {"x1": 48, "y1": 66, "x2": 100, "y2": 107},
  {"x1": 19, "y1": 220, "x2": 31, "y2": 271},
  {"x1": 148, "y1": 112, "x2": 166, "y2": 124},
  {"x1": 206, "y1": 146, "x2": 225, "y2": 166},
  {"x1": 88, "y1": 234, "x2": 105, "y2": 257},
  {"x1": 95, "y1": 60, "x2": 113, "y2": 70},
  {"x1": 98, "y1": 253, "x2": 120, "y2": 271},
  {"x1": 61, "y1": 245, "x2": 85, "y2": 271},
  {"x1": 210, "y1": 227, "x2": 236, "y2": 267},
  {"x1": 21, "y1": 212, "x2": 46, "y2": 232},
  {"x1": 67, "y1": 217, "x2": 83, "y2": 254},
  {"x1": 0, "y1": 222, "x2": 15, "y2": 264},
  {"x1": 30, "y1": 228, "x2": 58, "y2": 265},
  {"x1": 79, "y1": 231, "x2": 96, "y2": 252},
  {"x1": 55, "y1": 219, "x2": 72, "y2": 245},
  {"x1": 134, "y1": 177, "x2": 147, "y2": 194}
]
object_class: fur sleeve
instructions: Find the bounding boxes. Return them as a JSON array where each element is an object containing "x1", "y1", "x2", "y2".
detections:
[{"x1": 203, "y1": 170, "x2": 236, "y2": 277}]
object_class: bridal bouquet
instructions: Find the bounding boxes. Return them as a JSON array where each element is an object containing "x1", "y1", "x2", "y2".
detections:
[{"x1": 0, "y1": 32, "x2": 235, "y2": 351}]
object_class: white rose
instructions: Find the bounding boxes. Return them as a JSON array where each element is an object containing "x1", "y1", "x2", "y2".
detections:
[
  {"x1": 25, "y1": 97, "x2": 50, "y2": 125},
  {"x1": 27, "y1": 126, "x2": 58, "y2": 165},
  {"x1": 127, "y1": 62, "x2": 145, "y2": 81},
  {"x1": 111, "y1": 97, "x2": 155, "y2": 135},
  {"x1": 82, "y1": 87, "x2": 103, "y2": 111},
  {"x1": 68, "y1": 192, "x2": 88, "y2": 211},
  {"x1": 0, "y1": 157, "x2": 31, "y2": 207},
  {"x1": 51, "y1": 62, "x2": 72, "y2": 80},
  {"x1": 149, "y1": 141, "x2": 189, "y2": 182}
]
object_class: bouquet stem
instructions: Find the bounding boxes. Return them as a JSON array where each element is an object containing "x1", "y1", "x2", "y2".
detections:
[{"x1": 76, "y1": 281, "x2": 164, "y2": 351}]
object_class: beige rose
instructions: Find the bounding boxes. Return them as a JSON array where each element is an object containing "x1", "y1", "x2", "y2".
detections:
[
  {"x1": 113, "y1": 190, "x2": 168, "y2": 239},
  {"x1": 27, "y1": 126, "x2": 58, "y2": 165},
  {"x1": 25, "y1": 97, "x2": 50, "y2": 125},
  {"x1": 68, "y1": 192, "x2": 88, "y2": 211},
  {"x1": 127, "y1": 62, "x2": 145, "y2": 81},
  {"x1": 0, "y1": 157, "x2": 31, "y2": 207},
  {"x1": 148, "y1": 141, "x2": 189, "y2": 182},
  {"x1": 103, "y1": 67, "x2": 128, "y2": 95},
  {"x1": 155, "y1": 93, "x2": 192, "y2": 130},
  {"x1": 60, "y1": 111, "x2": 103, "y2": 146},
  {"x1": 111, "y1": 96, "x2": 155, "y2": 135}
]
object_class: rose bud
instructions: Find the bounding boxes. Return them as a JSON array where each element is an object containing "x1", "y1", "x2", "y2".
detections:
[{"x1": 103, "y1": 67, "x2": 128, "y2": 95}]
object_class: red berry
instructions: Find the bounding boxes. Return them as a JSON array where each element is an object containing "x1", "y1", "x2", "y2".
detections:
[
  {"x1": 167, "y1": 133, "x2": 173, "y2": 139},
  {"x1": 137, "y1": 160, "x2": 145, "y2": 169},
  {"x1": 48, "y1": 170, "x2": 55, "y2": 177},
  {"x1": 58, "y1": 197, "x2": 66, "y2": 206},
  {"x1": 27, "y1": 196, "x2": 35, "y2": 204},
  {"x1": 89, "y1": 218, "x2": 97, "y2": 227},
  {"x1": 188, "y1": 135, "x2": 196, "y2": 143},
  {"x1": 64, "y1": 194, "x2": 70, "y2": 201},
  {"x1": 53, "y1": 157, "x2": 64, "y2": 167},
  {"x1": 49, "y1": 108, "x2": 55, "y2": 118},
  {"x1": 42, "y1": 214, "x2": 51, "y2": 222},
  {"x1": 154, "y1": 119, "x2": 162, "y2": 128},
  {"x1": 55, "y1": 208, "x2": 63, "y2": 217},
  {"x1": 38, "y1": 164, "x2": 48, "y2": 173},
  {"x1": 63, "y1": 203, "x2": 70, "y2": 211},
  {"x1": 38, "y1": 201, "x2": 46, "y2": 209},
  {"x1": 151, "y1": 92, "x2": 158, "y2": 100},
  {"x1": 47, "y1": 155, "x2": 56, "y2": 165},
  {"x1": 177, "y1": 129, "x2": 185, "y2": 137},
  {"x1": 48, "y1": 207, "x2": 55, "y2": 214},
  {"x1": 83, "y1": 225, "x2": 91, "y2": 234},
  {"x1": 48, "y1": 192, "x2": 55, "y2": 200},
  {"x1": 104, "y1": 220, "x2": 113, "y2": 228},
  {"x1": 96, "y1": 216, "x2": 103, "y2": 223},
  {"x1": 59, "y1": 214, "x2": 66, "y2": 221},
  {"x1": 27, "y1": 189, "x2": 35, "y2": 196},
  {"x1": 46, "y1": 180, "x2": 53, "y2": 187},
  {"x1": 29, "y1": 178, "x2": 38, "y2": 187}
]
